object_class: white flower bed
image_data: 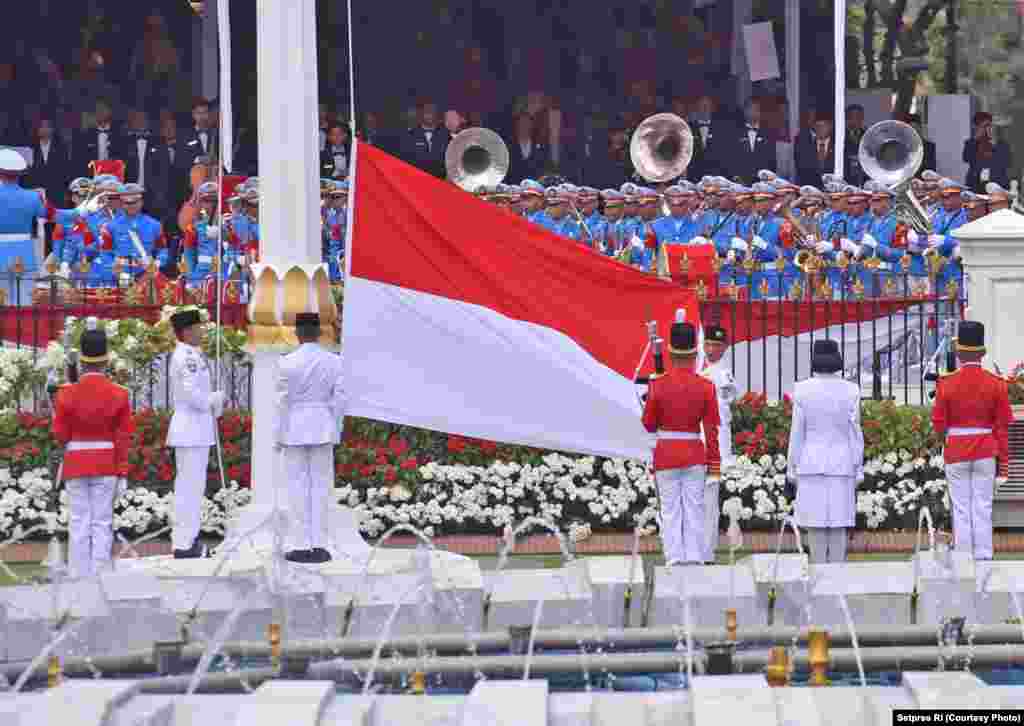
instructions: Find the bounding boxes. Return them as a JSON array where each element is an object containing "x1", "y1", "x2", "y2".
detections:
[{"x1": 0, "y1": 450, "x2": 951, "y2": 541}]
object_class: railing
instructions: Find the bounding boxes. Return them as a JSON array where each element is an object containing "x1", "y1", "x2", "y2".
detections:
[{"x1": 1, "y1": 274, "x2": 251, "y2": 414}]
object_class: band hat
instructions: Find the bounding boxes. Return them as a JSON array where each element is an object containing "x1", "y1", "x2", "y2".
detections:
[
  {"x1": 751, "y1": 182, "x2": 775, "y2": 199},
  {"x1": 295, "y1": 312, "x2": 320, "y2": 329},
  {"x1": 955, "y1": 320, "x2": 985, "y2": 353},
  {"x1": 70, "y1": 177, "x2": 94, "y2": 193},
  {"x1": 121, "y1": 182, "x2": 145, "y2": 201},
  {"x1": 197, "y1": 181, "x2": 219, "y2": 200},
  {"x1": 669, "y1": 313, "x2": 698, "y2": 356},
  {"x1": 705, "y1": 324, "x2": 729, "y2": 346},
  {"x1": 0, "y1": 148, "x2": 27, "y2": 174},
  {"x1": 940, "y1": 178, "x2": 965, "y2": 195},
  {"x1": 79, "y1": 328, "x2": 109, "y2": 364},
  {"x1": 799, "y1": 185, "x2": 824, "y2": 197},
  {"x1": 757, "y1": 169, "x2": 778, "y2": 182},
  {"x1": 520, "y1": 179, "x2": 544, "y2": 197},
  {"x1": 810, "y1": 339, "x2": 843, "y2": 374},
  {"x1": 170, "y1": 308, "x2": 202, "y2": 332}
]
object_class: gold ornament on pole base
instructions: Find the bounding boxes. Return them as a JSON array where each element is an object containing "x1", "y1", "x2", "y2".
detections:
[
  {"x1": 246, "y1": 263, "x2": 340, "y2": 352},
  {"x1": 808, "y1": 629, "x2": 830, "y2": 686},
  {"x1": 268, "y1": 622, "x2": 281, "y2": 670},
  {"x1": 47, "y1": 654, "x2": 62, "y2": 688}
]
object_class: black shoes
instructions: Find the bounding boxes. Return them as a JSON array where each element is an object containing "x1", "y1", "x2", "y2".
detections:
[
  {"x1": 284, "y1": 548, "x2": 333, "y2": 564},
  {"x1": 173, "y1": 542, "x2": 208, "y2": 559}
]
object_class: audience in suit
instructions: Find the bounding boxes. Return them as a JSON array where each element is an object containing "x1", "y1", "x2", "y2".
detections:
[
  {"x1": 72, "y1": 98, "x2": 124, "y2": 178},
  {"x1": 723, "y1": 99, "x2": 775, "y2": 186},
  {"x1": 506, "y1": 113, "x2": 548, "y2": 184},
  {"x1": 795, "y1": 113, "x2": 836, "y2": 189},
  {"x1": 963, "y1": 111, "x2": 1013, "y2": 194},
  {"x1": 320, "y1": 123, "x2": 351, "y2": 179},
  {"x1": 400, "y1": 101, "x2": 451, "y2": 179},
  {"x1": 25, "y1": 117, "x2": 70, "y2": 204}
]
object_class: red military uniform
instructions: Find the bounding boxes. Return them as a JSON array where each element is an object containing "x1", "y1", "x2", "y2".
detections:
[
  {"x1": 52, "y1": 373, "x2": 135, "y2": 480},
  {"x1": 641, "y1": 367, "x2": 722, "y2": 476},
  {"x1": 931, "y1": 363, "x2": 1011, "y2": 478}
]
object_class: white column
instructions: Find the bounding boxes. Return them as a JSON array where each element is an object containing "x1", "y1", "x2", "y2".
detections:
[
  {"x1": 785, "y1": 0, "x2": 801, "y2": 177},
  {"x1": 244, "y1": 0, "x2": 322, "y2": 537},
  {"x1": 201, "y1": 0, "x2": 220, "y2": 101},
  {"x1": 953, "y1": 211, "x2": 1024, "y2": 371},
  {"x1": 834, "y1": 0, "x2": 847, "y2": 179}
]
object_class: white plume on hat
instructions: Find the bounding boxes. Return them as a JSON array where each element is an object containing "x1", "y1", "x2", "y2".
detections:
[
  {"x1": 86, "y1": 317, "x2": 99, "y2": 331},
  {"x1": 675, "y1": 308, "x2": 686, "y2": 324}
]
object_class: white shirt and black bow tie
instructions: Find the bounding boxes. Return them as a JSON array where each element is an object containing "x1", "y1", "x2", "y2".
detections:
[{"x1": 97, "y1": 126, "x2": 111, "y2": 160}]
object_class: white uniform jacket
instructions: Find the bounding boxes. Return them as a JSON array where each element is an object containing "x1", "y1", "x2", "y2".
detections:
[
  {"x1": 275, "y1": 343, "x2": 347, "y2": 446},
  {"x1": 702, "y1": 360, "x2": 736, "y2": 467},
  {"x1": 786, "y1": 373, "x2": 864, "y2": 480},
  {"x1": 166, "y1": 342, "x2": 220, "y2": 448}
]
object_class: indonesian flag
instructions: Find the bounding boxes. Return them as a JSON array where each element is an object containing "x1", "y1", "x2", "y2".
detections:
[{"x1": 342, "y1": 141, "x2": 698, "y2": 461}]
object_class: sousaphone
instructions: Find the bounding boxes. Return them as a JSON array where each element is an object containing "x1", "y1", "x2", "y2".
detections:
[
  {"x1": 445, "y1": 127, "x2": 510, "y2": 192},
  {"x1": 858, "y1": 120, "x2": 933, "y2": 233},
  {"x1": 630, "y1": 113, "x2": 694, "y2": 184}
]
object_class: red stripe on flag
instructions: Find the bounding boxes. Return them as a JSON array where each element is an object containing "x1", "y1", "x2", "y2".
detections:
[{"x1": 349, "y1": 141, "x2": 697, "y2": 380}]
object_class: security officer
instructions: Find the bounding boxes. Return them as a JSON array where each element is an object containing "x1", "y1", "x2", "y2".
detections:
[
  {"x1": 51, "y1": 320, "x2": 135, "y2": 577},
  {"x1": 700, "y1": 324, "x2": 736, "y2": 564},
  {"x1": 786, "y1": 340, "x2": 864, "y2": 564},
  {"x1": 101, "y1": 182, "x2": 168, "y2": 281},
  {"x1": 276, "y1": 312, "x2": 347, "y2": 563},
  {"x1": 166, "y1": 308, "x2": 225, "y2": 558},
  {"x1": 0, "y1": 148, "x2": 48, "y2": 304},
  {"x1": 641, "y1": 312, "x2": 722, "y2": 566},
  {"x1": 931, "y1": 321, "x2": 1012, "y2": 560}
]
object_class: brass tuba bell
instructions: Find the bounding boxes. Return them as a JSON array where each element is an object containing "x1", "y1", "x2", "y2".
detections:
[
  {"x1": 858, "y1": 120, "x2": 933, "y2": 234},
  {"x1": 445, "y1": 127, "x2": 510, "y2": 192},
  {"x1": 630, "y1": 113, "x2": 694, "y2": 183}
]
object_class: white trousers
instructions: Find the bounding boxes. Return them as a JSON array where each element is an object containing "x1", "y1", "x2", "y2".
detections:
[
  {"x1": 946, "y1": 458, "x2": 996, "y2": 560},
  {"x1": 282, "y1": 444, "x2": 333, "y2": 550},
  {"x1": 66, "y1": 476, "x2": 117, "y2": 578},
  {"x1": 172, "y1": 446, "x2": 210, "y2": 550},
  {"x1": 656, "y1": 466, "x2": 705, "y2": 564},
  {"x1": 703, "y1": 477, "x2": 720, "y2": 562},
  {"x1": 806, "y1": 527, "x2": 848, "y2": 564}
]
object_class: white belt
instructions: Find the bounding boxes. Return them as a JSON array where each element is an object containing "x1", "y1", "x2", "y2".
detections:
[
  {"x1": 197, "y1": 255, "x2": 214, "y2": 264},
  {"x1": 656, "y1": 431, "x2": 701, "y2": 441},
  {"x1": 67, "y1": 441, "x2": 114, "y2": 451},
  {"x1": 947, "y1": 427, "x2": 992, "y2": 436},
  {"x1": 0, "y1": 233, "x2": 29, "y2": 242}
]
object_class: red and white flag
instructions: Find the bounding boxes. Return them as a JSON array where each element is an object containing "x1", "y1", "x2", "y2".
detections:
[{"x1": 342, "y1": 142, "x2": 698, "y2": 460}]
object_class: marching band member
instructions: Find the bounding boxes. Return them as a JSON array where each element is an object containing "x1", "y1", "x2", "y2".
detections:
[
  {"x1": 519, "y1": 179, "x2": 546, "y2": 223},
  {"x1": 51, "y1": 178, "x2": 95, "y2": 277},
  {"x1": 325, "y1": 181, "x2": 348, "y2": 281},
  {"x1": 82, "y1": 178, "x2": 124, "y2": 288},
  {"x1": 787, "y1": 339, "x2": 864, "y2": 564},
  {"x1": 166, "y1": 307, "x2": 224, "y2": 559},
  {"x1": 700, "y1": 324, "x2": 736, "y2": 564},
  {"x1": 855, "y1": 181, "x2": 906, "y2": 296},
  {"x1": 100, "y1": 182, "x2": 168, "y2": 281},
  {"x1": 276, "y1": 312, "x2": 347, "y2": 563},
  {"x1": 929, "y1": 179, "x2": 969, "y2": 297},
  {"x1": 598, "y1": 189, "x2": 626, "y2": 255},
  {"x1": 985, "y1": 182, "x2": 1012, "y2": 212},
  {"x1": 749, "y1": 183, "x2": 784, "y2": 299},
  {"x1": 51, "y1": 321, "x2": 135, "y2": 577},
  {"x1": 963, "y1": 192, "x2": 989, "y2": 222},
  {"x1": 652, "y1": 184, "x2": 701, "y2": 250},
  {"x1": 180, "y1": 181, "x2": 220, "y2": 286},
  {"x1": 931, "y1": 321, "x2": 1011, "y2": 560},
  {"x1": 642, "y1": 314, "x2": 721, "y2": 565}
]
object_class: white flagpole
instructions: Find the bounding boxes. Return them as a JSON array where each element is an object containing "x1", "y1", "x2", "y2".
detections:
[
  {"x1": 834, "y1": 0, "x2": 847, "y2": 181},
  {"x1": 347, "y1": 0, "x2": 357, "y2": 139},
  {"x1": 218, "y1": 0, "x2": 233, "y2": 175}
]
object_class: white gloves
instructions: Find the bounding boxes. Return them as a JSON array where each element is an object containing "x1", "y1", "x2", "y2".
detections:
[
  {"x1": 952, "y1": 245, "x2": 962, "y2": 260},
  {"x1": 927, "y1": 233, "x2": 944, "y2": 248},
  {"x1": 906, "y1": 229, "x2": 920, "y2": 245},
  {"x1": 814, "y1": 240, "x2": 833, "y2": 255},
  {"x1": 58, "y1": 262, "x2": 71, "y2": 278},
  {"x1": 860, "y1": 233, "x2": 878, "y2": 249},
  {"x1": 730, "y1": 237, "x2": 748, "y2": 252},
  {"x1": 206, "y1": 225, "x2": 220, "y2": 239},
  {"x1": 691, "y1": 236, "x2": 711, "y2": 246},
  {"x1": 726, "y1": 250, "x2": 737, "y2": 264},
  {"x1": 84, "y1": 195, "x2": 104, "y2": 214},
  {"x1": 209, "y1": 391, "x2": 226, "y2": 416},
  {"x1": 751, "y1": 235, "x2": 769, "y2": 251},
  {"x1": 840, "y1": 237, "x2": 860, "y2": 256}
]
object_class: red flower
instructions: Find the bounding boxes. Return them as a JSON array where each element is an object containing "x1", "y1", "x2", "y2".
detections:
[
  {"x1": 479, "y1": 440, "x2": 497, "y2": 454},
  {"x1": 375, "y1": 451, "x2": 390, "y2": 466},
  {"x1": 388, "y1": 436, "x2": 410, "y2": 457},
  {"x1": 158, "y1": 464, "x2": 174, "y2": 482},
  {"x1": 359, "y1": 465, "x2": 375, "y2": 477},
  {"x1": 384, "y1": 468, "x2": 398, "y2": 483},
  {"x1": 400, "y1": 457, "x2": 418, "y2": 470},
  {"x1": 227, "y1": 465, "x2": 243, "y2": 481},
  {"x1": 447, "y1": 436, "x2": 467, "y2": 453}
]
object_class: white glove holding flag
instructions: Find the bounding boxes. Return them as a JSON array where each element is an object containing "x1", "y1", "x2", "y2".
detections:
[
  {"x1": 751, "y1": 235, "x2": 769, "y2": 251},
  {"x1": 860, "y1": 233, "x2": 879, "y2": 249},
  {"x1": 730, "y1": 237, "x2": 748, "y2": 252},
  {"x1": 814, "y1": 240, "x2": 833, "y2": 255},
  {"x1": 840, "y1": 237, "x2": 861, "y2": 257},
  {"x1": 83, "y1": 195, "x2": 104, "y2": 215}
]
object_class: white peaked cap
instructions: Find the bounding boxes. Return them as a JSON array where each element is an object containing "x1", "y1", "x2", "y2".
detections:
[{"x1": 0, "y1": 148, "x2": 27, "y2": 173}]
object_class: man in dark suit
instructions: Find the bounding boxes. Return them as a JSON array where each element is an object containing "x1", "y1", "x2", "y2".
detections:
[
  {"x1": 359, "y1": 111, "x2": 396, "y2": 157},
  {"x1": 963, "y1": 111, "x2": 1012, "y2": 194},
  {"x1": 180, "y1": 97, "x2": 218, "y2": 168},
  {"x1": 795, "y1": 113, "x2": 836, "y2": 189},
  {"x1": 320, "y1": 123, "x2": 351, "y2": 179},
  {"x1": 506, "y1": 113, "x2": 547, "y2": 184},
  {"x1": 687, "y1": 93, "x2": 723, "y2": 181},
  {"x1": 723, "y1": 98, "x2": 775, "y2": 186},
  {"x1": 25, "y1": 116, "x2": 70, "y2": 205},
  {"x1": 400, "y1": 101, "x2": 450, "y2": 178},
  {"x1": 149, "y1": 114, "x2": 187, "y2": 235},
  {"x1": 844, "y1": 104, "x2": 868, "y2": 186},
  {"x1": 122, "y1": 110, "x2": 159, "y2": 193},
  {"x1": 583, "y1": 128, "x2": 633, "y2": 190},
  {"x1": 73, "y1": 98, "x2": 125, "y2": 178},
  {"x1": 895, "y1": 113, "x2": 936, "y2": 179}
]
